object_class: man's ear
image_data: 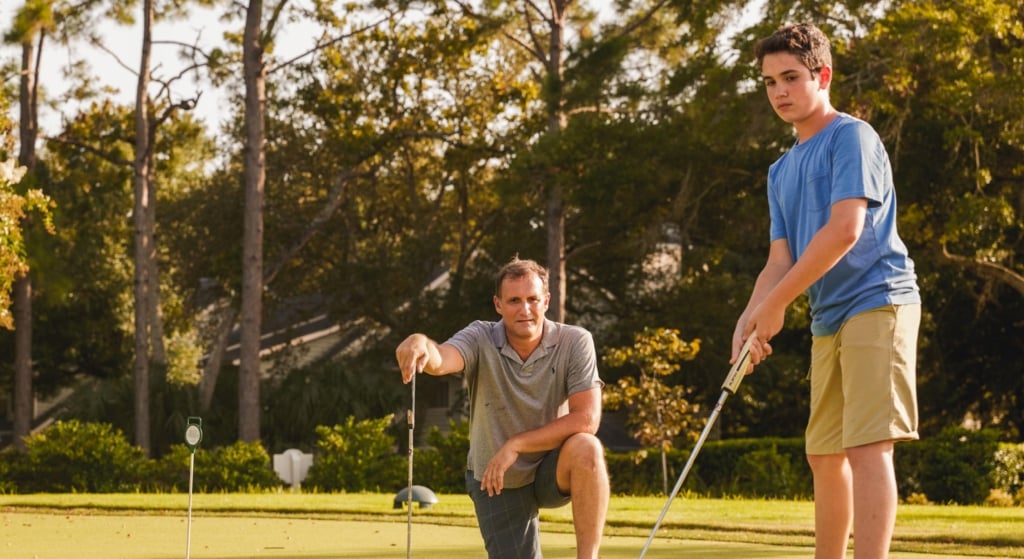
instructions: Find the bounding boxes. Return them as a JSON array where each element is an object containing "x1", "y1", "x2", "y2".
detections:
[
  {"x1": 817, "y1": 65, "x2": 833, "y2": 90},
  {"x1": 493, "y1": 295, "x2": 501, "y2": 314}
]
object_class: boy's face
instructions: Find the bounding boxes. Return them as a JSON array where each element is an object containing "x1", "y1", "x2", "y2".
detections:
[{"x1": 761, "y1": 51, "x2": 832, "y2": 126}]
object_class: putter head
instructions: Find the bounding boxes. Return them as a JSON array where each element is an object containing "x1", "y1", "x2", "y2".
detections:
[{"x1": 721, "y1": 334, "x2": 756, "y2": 394}]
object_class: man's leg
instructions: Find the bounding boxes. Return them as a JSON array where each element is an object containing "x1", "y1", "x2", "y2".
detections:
[
  {"x1": 555, "y1": 433, "x2": 608, "y2": 559},
  {"x1": 467, "y1": 470, "x2": 542, "y2": 559},
  {"x1": 807, "y1": 452, "x2": 853, "y2": 559},
  {"x1": 847, "y1": 440, "x2": 897, "y2": 559}
]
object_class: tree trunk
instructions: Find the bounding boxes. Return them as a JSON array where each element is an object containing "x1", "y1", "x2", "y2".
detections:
[
  {"x1": 239, "y1": 0, "x2": 267, "y2": 442},
  {"x1": 132, "y1": 0, "x2": 155, "y2": 454},
  {"x1": 12, "y1": 30, "x2": 42, "y2": 451},
  {"x1": 199, "y1": 304, "x2": 237, "y2": 413},
  {"x1": 144, "y1": 145, "x2": 169, "y2": 451},
  {"x1": 147, "y1": 145, "x2": 166, "y2": 367},
  {"x1": 544, "y1": 0, "x2": 568, "y2": 322},
  {"x1": 12, "y1": 275, "x2": 32, "y2": 450}
]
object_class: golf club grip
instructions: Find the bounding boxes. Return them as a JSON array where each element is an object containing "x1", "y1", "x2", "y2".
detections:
[{"x1": 721, "y1": 334, "x2": 756, "y2": 394}]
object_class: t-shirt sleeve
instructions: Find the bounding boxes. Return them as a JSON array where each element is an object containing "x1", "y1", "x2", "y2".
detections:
[
  {"x1": 445, "y1": 321, "x2": 487, "y2": 379},
  {"x1": 566, "y1": 328, "x2": 603, "y2": 396},
  {"x1": 831, "y1": 120, "x2": 888, "y2": 208}
]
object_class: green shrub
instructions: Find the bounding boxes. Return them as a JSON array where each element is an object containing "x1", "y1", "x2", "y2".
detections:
[
  {"x1": 607, "y1": 438, "x2": 811, "y2": 498},
  {"x1": 10, "y1": 420, "x2": 151, "y2": 492},
  {"x1": 696, "y1": 438, "x2": 809, "y2": 497},
  {"x1": 413, "y1": 420, "x2": 470, "y2": 494},
  {"x1": 152, "y1": 444, "x2": 195, "y2": 491},
  {"x1": 152, "y1": 441, "x2": 280, "y2": 492},
  {"x1": 0, "y1": 447, "x2": 17, "y2": 493},
  {"x1": 305, "y1": 415, "x2": 404, "y2": 492},
  {"x1": 606, "y1": 449, "x2": 686, "y2": 495},
  {"x1": 984, "y1": 488, "x2": 1015, "y2": 507},
  {"x1": 198, "y1": 441, "x2": 280, "y2": 491},
  {"x1": 728, "y1": 446, "x2": 804, "y2": 498},
  {"x1": 993, "y1": 443, "x2": 1024, "y2": 497},
  {"x1": 900, "y1": 426, "x2": 999, "y2": 505}
]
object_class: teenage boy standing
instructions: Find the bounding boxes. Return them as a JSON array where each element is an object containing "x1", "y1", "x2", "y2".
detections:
[{"x1": 733, "y1": 23, "x2": 922, "y2": 559}]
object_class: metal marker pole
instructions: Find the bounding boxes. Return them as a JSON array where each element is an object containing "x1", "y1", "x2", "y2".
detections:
[
  {"x1": 183, "y1": 417, "x2": 202, "y2": 559},
  {"x1": 186, "y1": 450, "x2": 195, "y2": 559},
  {"x1": 407, "y1": 370, "x2": 416, "y2": 559}
]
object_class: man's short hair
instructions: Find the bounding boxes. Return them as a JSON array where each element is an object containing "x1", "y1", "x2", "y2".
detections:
[
  {"x1": 754, "y1": 22, "x2": 832, "y2": 71},
  {"x1": 495, "y1": 257, "x2": 549, "y2": 297}
]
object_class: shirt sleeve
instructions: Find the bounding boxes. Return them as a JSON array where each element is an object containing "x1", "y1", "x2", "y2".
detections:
[
  {"x1": 831, "y1": 120, "x2": 889, "y2": 208},
  {"x1": 565, "y1": 327, "x2": 603, "y2": 396}
]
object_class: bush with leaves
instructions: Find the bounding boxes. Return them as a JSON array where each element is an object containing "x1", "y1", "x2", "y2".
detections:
[
  {"x1": 0, "y1": 447, "x2": 17, "y2": 492},
  {"x1": 897, "y1": 426, "x2": 999, "y2": 505},
  {"x1": 7, "y1": 420, "x2": 151, "y2": 492},
  {"x1": 154, "y1": 441, "x2": 280, "y2": 492},
  {"x1": 602, "y1": 327, "x2": 701, "y2": 495},
  {"x1": 728, "y1": 445, "x2": 805, "y2": 498},
  {"x1": 305, "y1": 415, "x2": 405, "y2": 492},
  {"x1": 993, "y1": 442, "x2": 1024, "y2": 499},
  {"x1": 413, "y1": 420, "x2": 470, "y2": 493}
]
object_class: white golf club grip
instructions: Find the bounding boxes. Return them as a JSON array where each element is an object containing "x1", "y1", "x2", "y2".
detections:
[{"x1": 721, "y1": 334, "x2": 756, "y2": 394}]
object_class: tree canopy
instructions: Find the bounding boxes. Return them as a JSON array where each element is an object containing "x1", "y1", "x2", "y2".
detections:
[{"x1": 1, "y1": 0, "x2": 1021, "y2": 452}]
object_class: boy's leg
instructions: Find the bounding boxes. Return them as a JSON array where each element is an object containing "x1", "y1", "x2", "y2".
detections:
[
  {"x1": 807, "y1": 331, "x2": 852, "y2": 558},
  {"x1": 807, "y1": 453, "x2": 853, "y2": 559},
  {"x1": 840, "y1": 304, "x2": 920, "y2": 559},
  {"x1": 546, "y1": 433, "x2": 608, "y2": 559},
  {"x1": 847, "y1": 440, "x2": 897, "y2": 559},
  {"x1": 467, "y1": 470, "x2": 542, "y2": 559}
]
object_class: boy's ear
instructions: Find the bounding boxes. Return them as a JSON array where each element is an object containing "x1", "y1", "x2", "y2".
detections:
[{"x1": 817, "y1": 65, "x2": 833, "y2": 89}]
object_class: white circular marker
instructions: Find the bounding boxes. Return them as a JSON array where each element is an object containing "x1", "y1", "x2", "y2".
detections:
[{"x1": 185, "y1": 424, "x2": 202, "y2": 446}]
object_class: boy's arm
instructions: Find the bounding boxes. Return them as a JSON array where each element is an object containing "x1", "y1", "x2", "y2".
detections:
[
  {"x1": 734, "y1": 238, "x2": 793, "y2": 362},
  {"x1": 735, "y1": 197, "x2": 867, "y2": 359}
]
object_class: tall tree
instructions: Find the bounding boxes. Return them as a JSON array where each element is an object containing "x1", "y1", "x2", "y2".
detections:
[
  {"x1": 130, "y1": 0, "x2": 156, "y2": 452},
  {"x1": 6, "y1": 0, "x2": 52, "y2": 450},
  {"x1": 238, "y1": 0, "x2": 269, "y2": 442}
]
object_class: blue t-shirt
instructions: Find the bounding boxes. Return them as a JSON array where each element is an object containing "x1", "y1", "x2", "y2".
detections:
[{"x1": 767, "y1": 113, "x2": 920, "y2": 336}]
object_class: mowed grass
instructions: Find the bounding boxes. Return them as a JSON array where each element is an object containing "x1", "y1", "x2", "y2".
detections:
[{"x1": 2, "y1": 492, "x2": 1023, "y2": 558}]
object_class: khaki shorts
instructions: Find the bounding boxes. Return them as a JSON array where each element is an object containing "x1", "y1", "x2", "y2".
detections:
[{"x1": 806, "y1": 304, "x2": 921, "y2": 455}]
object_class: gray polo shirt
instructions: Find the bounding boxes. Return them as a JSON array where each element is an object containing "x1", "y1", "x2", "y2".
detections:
[{"x1": 446, "y1": 318, "x2": 603, "y2": 489}]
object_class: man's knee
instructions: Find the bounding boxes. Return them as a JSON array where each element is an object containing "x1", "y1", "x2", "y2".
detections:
[
  {"x1": 563, "y1": 433, "x2": 604, "y2": 463},
  {"x1": 558, "y1": 433, "x2": 607, "y2": 488}
]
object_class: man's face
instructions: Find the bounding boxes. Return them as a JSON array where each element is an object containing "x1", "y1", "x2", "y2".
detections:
[
  {"x1": 494, "y1": 273, "x2": 549, "y2": 343},
  {"x1": 761, "y1": 51, "x2": 831, "y2": 125}
]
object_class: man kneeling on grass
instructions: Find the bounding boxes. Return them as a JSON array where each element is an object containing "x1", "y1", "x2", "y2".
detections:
[{"x1": 396, "y1": 257, "x2": 610, "y2": 559}]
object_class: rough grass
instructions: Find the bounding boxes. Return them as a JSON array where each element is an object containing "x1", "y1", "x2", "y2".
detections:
[{"x1": 2, "y1": 492, "x2": 1022, "y2": 557}]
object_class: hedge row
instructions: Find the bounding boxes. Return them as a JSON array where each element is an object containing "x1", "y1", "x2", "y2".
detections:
[
  {"x1": 1, "y1": 419, "x2": 1021, "y2": 506},
  {"x1": 608, "y1": 426, "x2": 1024, "y2": 505}
]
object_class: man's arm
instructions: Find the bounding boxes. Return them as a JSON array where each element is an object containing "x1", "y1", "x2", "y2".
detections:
[
  {"x1": 395, "y1": 333, "x2": 465, "y2": 384},
  {"x1": 479, "y1": 386, "x2": 602, "y2": 496}
]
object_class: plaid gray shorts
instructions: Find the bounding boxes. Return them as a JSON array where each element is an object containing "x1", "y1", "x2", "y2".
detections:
[{"x1": 466, "y1": 447, "x2": 571, "y2": 558}]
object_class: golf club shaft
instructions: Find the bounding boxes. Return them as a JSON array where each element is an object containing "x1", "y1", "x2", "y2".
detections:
[
  {"x1": 637, "y1": 389, "x2": 731, "y2": 559},
  {"x1": 407, "y1": 370, "x2": 416, "y2": 559},
  {"x1": 637, "y1": 335, "x2": 757, "y2": 559}
]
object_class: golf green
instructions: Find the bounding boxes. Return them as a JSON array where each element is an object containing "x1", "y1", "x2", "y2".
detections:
[{"x1": 1, "y1": 510, "x2": 982, "y2": 558}]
